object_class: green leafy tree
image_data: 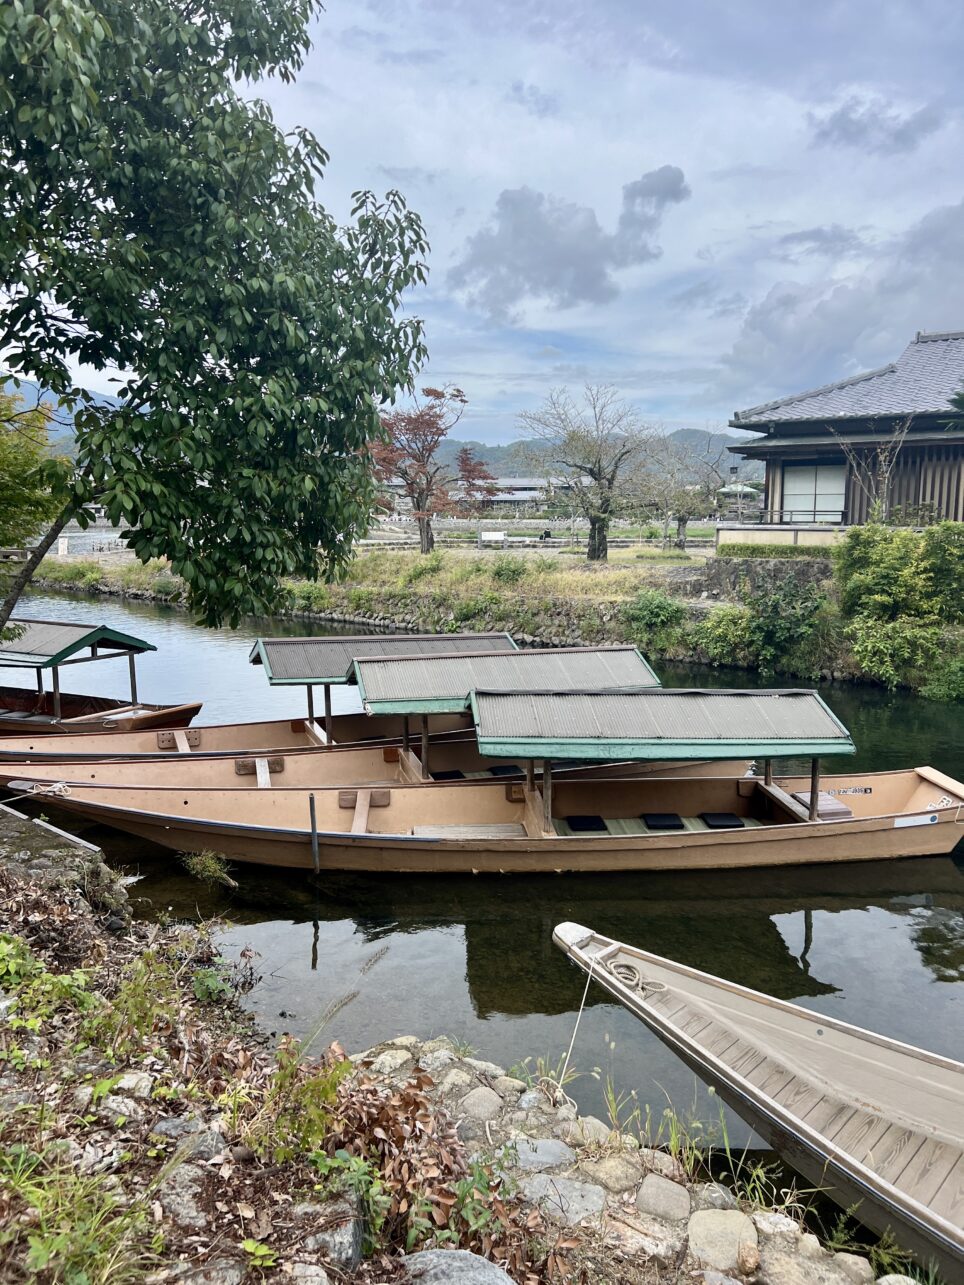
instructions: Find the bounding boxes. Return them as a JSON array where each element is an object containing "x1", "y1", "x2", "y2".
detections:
[
  {"x1": 0, "y1": 0, "x2": 427, "y2": 627},
  {"x1": 0, "y1": 393, "x2": 63, "y2": 547}
]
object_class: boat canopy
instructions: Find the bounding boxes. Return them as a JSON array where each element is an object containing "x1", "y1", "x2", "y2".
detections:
[
  {"x1": 354, "y1": 647, "x2": 661, "y2": 715},
  {"x1": 470, "y1": 689, "x2": 855, "y2": 760},
  {"x1": 249, "y1": 632, "x2": 517, "y2": 686},
  {"x1": 0, "y1": 619, "x2": 157, "y2": 669}
]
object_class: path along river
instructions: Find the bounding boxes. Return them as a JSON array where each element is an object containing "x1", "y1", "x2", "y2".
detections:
[{"x1": 12, "y1": 590, "x2": 964, "y2": 1144}]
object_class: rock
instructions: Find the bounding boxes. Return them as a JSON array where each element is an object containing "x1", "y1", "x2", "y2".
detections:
[
  {"x1": 173, "y1": 1260, "x2": 245, "y2": 1285},
  {"x1": 420, "y1": 1037, "x2": 455, "y2": 1055},
  {"x1": 114, "y1": 1071, "x2": 154, "y2": 1099},
  {"x1": 751, "y1": 1209, "x2": 801, "y2": 1251},
  {"x1": 182, "y1": 1128, "x2": 226, "y2": 1161},
  {"x1": 519, "y1": 1173, "x2": 607, "y2": 1224},
  {"x1": 158, "y1": 1164, "x2": 208, "y2": 1230},
  {"x1": 602, "y1": 1211, "x2": 685, "y2": 1265},
  {"x1": 438, "y1": 1067, "x2": 475, "y2": 1096},
  {"x1": 458, "y1": 1085, "x2": 504, "y2": 1122},
  {"x1": 516, "y1": 1090, "x2": 545, "y2": 1111},
  {"x1": 691, "y1": 1182, "x2": 738, "y2": 1212},
  {"x1": 687, "y1": 1209, "x2": 759, "y2": 1275},
  {"x1": 578, "y1": 1151, "x2": 643, "y2": 1193},
  {"x1": 152, "y1": 1116, "x2": 202, "y2": 1140},
  {"x1": 288, "y1": 1266, "x2": 331, "y2": 1284},
  {"x1": 555, "y1": 1114, "x2": 611, "y2": 1146},
  {"x1": 464, "y1": 1057, "x2": 505, "y2": 1078},
  {"x1": 492, "y1": 1076, "x2": 526, "y2": 1097},
  {"x1": 398, "y1": 1248, "x2": 514, "y2": 1283},
  {"x1": 99, "y1": 1093, "x2": 145, "y2": 1122},
  {"x1": 757, "y1": 1247, "x2": 869, "y2": 1285},
  {"x1": 369, "y1": 1048, "x2": 413, "y2": 1076},
  {"x1": 799, "y1": 1232, "x2": 825, "y2": 1259},
  {"x1": 832, "y1": 1252, "x2": 874, "y2": 1283},
  {"x1": 295, "y1": 1196, "x2": 363, "y2": 1270},
  {"x1": 640, "y1": 1147, "x2": 685, "y2": 1182},
  {"x1": 388, "y1": 1035, "x2": 419, "y2": 1048},
  {"x1": 693, "y1": 1273, "x2": 742, "y2": 1285},
  {"x1": 875, "y1": 1278, "x2": 920, "y2": 1285},
  {"x1": 635, "y1": 1172, "x2": 691, "y2": 1222},
  {"x1": 420, "y1": 1048, "x2": 456, "y2": 1075},
  {"x1": 509, "y1": 1137, "x2": 575, "y2": 1170}
]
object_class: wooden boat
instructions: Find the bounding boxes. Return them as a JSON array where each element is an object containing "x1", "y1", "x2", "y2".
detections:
[
  {"x1": 552, "y1": 922, "x2": 964, "y2": 1277},
  {"x1": 10, "y1": 765, "x2": 964, "y2": 874},
  {"x1": 0, "y1": 619, "x2": 201, "y2": 733}
]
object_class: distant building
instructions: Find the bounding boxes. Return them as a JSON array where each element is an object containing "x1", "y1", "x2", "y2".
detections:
[{"x1": 728, "y1": 331, "x2": 964, "y2": 526}]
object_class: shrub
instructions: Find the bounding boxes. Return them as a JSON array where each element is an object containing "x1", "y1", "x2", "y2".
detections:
[
  {"x1": 919, "y1": 522, "x2": 964, "y2": 622},
  {"x1": 715, "y1": 543, "x2": 833, "y2": 560},
  {"x1": 623, "y1": 588, "x2": 686, "y2": 652},
  {"x1": 920, "y1": 656, "x2": 964, "y2": 702},
  {"x1": 832, "y1": 524, "x2": 927, "y2": 619},
  {"x1": 743, "y1": 580, "x2": 829, "y2": 678},
  {"x1": 847, "y1": 614, "x2": 943, "y2": 690},
  {"x1": 490, "y1": 554, "x2": 527, "y2": 585},
  {"x1": 692, "y1": 606, "x2": 755, "y2": 667},
  {"x1": 402, "y1": 551, "x2": 443, "y2": 584}
]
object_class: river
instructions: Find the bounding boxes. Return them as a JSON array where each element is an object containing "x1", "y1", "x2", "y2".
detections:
[{"x1": 13, "y1": 590, "x2": 964, "y2": 1144}]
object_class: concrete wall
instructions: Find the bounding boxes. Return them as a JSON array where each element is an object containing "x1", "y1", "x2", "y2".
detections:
[{"x1": 716, "y1": 524, "x2": 847, "y2": 548}]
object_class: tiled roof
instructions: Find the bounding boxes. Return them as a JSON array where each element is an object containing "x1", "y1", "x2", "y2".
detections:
[{"x1": 732, "y1": 331, "x2": 964, "y2": 426}]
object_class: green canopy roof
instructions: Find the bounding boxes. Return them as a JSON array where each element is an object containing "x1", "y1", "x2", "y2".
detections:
[
  {"x1": 470, "y1": 688, "x2": 855, "y2": 760},
  {"x1": 0, "y1": 619, "x2": 157, "y2": 669},
  {"x1": 355, "y1": 647, "x2": 661, "y2": 716},
  {"x1": 249, "y1": 633, "x2": 517, "y2": 686}
]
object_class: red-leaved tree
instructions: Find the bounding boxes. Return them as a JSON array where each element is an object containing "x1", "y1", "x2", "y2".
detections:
[
  {"x1": 372, "y1": 386, "x2": 467, "y2": 553},
  {"x1": 455, "y1": 446, "x2": 497, "y2": 515}
]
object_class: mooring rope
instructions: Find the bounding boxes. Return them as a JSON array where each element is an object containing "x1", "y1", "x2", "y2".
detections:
[{"x1": 27, "y1": 781, "x2": 71, "y2": 797}]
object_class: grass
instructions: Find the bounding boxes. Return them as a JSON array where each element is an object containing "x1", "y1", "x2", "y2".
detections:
[{"x1": 715, "y1": 543, "x2": 835, "y2": 559}]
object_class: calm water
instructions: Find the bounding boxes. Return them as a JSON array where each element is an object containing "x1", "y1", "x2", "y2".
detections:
[{"x1": 14, "y1": 590, "x2": 964, "y2": 1141}]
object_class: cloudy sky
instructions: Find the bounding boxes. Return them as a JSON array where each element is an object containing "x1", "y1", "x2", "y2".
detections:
[{"x1": 260, "y1": 0, "x2": 964, "y2": 442}]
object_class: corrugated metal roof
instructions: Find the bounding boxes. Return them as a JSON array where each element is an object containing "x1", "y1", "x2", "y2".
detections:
[
  {"x1": 249, "y1": 632, "x2": 517, "y2": 685},
  {"x1": 355, "y1": 648, "x2": 660, "y2": 714},
  {"x1": 470, "y1": 689, "x2": 854, "y2": 760},
  {"x1": 732, "y1": 331, "x2": 964, "y2": 426},
  {"x1": 0, "y1": 619, "x2": 156, "y2": 668}
]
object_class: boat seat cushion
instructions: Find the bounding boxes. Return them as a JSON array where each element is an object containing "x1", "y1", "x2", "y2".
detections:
[
  {"x1": 565, "y1": 814, "x2": 607, "y2": 833},
  {"x1": 431, "y1": 769, "x2": 465, "y2": 781},
  {"x1": 642, "y1": 812, "x2": 685, "y2": 831},
  {"x1": 700, "y1": 812, "x2": 746, "y2": 830}
]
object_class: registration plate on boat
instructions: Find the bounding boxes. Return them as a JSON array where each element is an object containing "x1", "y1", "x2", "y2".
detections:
[{"x1": 893, "y1": 813, "x2": 939, "y2": 828}]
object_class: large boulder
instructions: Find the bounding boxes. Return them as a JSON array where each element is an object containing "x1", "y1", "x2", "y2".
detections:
[{"x1": 399, "y1": 1249, "x2": 514, "y2": 1283}]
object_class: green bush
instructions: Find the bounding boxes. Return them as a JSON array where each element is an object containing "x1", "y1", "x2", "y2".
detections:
[
  {"x1": 623, "y1": 588, "x2": 686, "y2": 652},
  {"x1": 692, "y1": 606, "x2": 755, "y2": 667},
  {"x1": 832, "y1": 524, "x2": 928, "y2": 619},
  {"x1": 919, "y1": 656, "x2": 964, "y2": 702},
  {"x1": 743, "y1": 580, "x2": 830, "y2": 678},
  {"x1": 847, "y1": 614, "x2": 943, "y2": 690},
  {"x1": 490, "y1": 554, "x2": 527, "y2": 584},
  {"x1": 715, "y1": 543, "x2": 833, "y2": 560},
  {"x1": 920, "y1": 522, "x2": 964, "y2": 623},
  {"x1": 402, "y1": 551, "x2": 443, "y2": 584}
]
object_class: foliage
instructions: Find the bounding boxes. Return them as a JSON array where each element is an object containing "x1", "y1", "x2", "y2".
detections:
[
  {"x1": 847, "y1": 615, "x2": 943, "y2": 691},
  {"x1": 372, "y1": 387, "x2": 468, "y2": 553},
  {"x1": 743, "y1": 580, "x2": 830, "y2": 678},
  {"x1": 81, "y1": 952, "x2": 182, "y2": 1058},
  {"x1": 402, "y1": 550, "x2": 444, "y2": 584},
  {"x1": 454, "y1": 446, "x2": 497, "y2": 514},
  {"x1": 919, "y1": 656, "x2": 964, "y2": 702},
  {"x1": 833, "y1": 524, "x2": 932, "y2": 620},
  {"x1": 692, "y1": 606, "x2": 755, "y2": 667},
  {"x1": 245, "y1": 1037, "x2": 351, "y2": 1163},
  {"x1": 311, "y1": 1148, "x2": 391, "y2": 1253},
  {"x1": 0, "y1": 933, "x2": 43, "y2": 989},
  {"x1": 920, "y1": 522, "x2": 964, "y2": 622},
  {"x1": 0, "y1": 394, "x2": 62, "y2": 547},
  {"x1": 715, "y1": 543, "x2": 833, "y2": 560},
  {"x1": 181, "y1": 850, "x2": 238, "y2": 889},
  {"x1": 0, "y1": 0, "x2": 428, "y2": 626},
  {"x1": 490, "y1": 554, "x2": 528, "y2": 584},
  {"x1": 622, "y1": 588, "x2": 686, "y2": 651},
  {"x1": 192, "y1": 963, "x2": 235, "y2": 1005}
]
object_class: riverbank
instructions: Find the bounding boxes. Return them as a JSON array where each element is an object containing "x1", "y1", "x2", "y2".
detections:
[{"x1": 0, "y1": 816, "x2": 925, "y2": 1284}]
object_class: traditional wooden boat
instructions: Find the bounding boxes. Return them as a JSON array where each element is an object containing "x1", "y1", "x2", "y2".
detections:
[
  {"x1": 0, "y1": 619, "x2": 201, "y2": 733},
  {"x1": 552, "y1": 923, "x2": 964, "y2": 1278},
  {"x1": 10, "y1": 691, "x2": 964, "y2": 873}
]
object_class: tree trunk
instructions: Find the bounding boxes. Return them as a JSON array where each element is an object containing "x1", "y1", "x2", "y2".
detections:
[
  {"x1": 587, "y1": 516, "x2": 608, "y2": 561},
  {"x1": 674, "y1": 516, "x2": 688, "y2": 549},
  {"x1": 418, "y1": 515, "x2": 435, "y2": 554},
  {"x1": 0, "y1": 503, "x2": 76, "y2": 632}
]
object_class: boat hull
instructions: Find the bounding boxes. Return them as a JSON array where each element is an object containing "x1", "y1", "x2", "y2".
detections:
[
  {"x1": 17, "y1": 768, "x2": 964, "y2": 873},
  {"x1": 553, "y1": 924, "x2": 964, "y2": 1279},
  {"x1": 0, "y1": 685, "x2": 202, "y2": 734}
]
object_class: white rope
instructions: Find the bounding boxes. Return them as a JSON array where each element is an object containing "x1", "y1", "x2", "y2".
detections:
[
  {"x1": 28, "y1": 781, "x2": 71, "y2": 797},
  {"x1": 545, "y1": 947, "x2": 597, "y2": 1108}
]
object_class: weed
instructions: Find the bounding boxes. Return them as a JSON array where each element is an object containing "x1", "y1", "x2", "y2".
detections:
[
  {"x1": 81, "y1": 951, "x2": 181, "y2": 1058},
  {"x1": 245, "y1": 1038, "x2": 351, "y2": 1162},
  {"x1": 192, "y1": 962, "x2": 234, "y2": 1004},
  {"x1": 180, "y1": 850, "x2": 238, "y2": 889},
  {"x1": 311, "y1": 1148, "x2": 391, "y2": 1253},
  {"x1": 242, "y1": 1238, "x2": 278, "y2": 1270},
  {"x1": 490, "y1": 554, "x2": 527, "y2": 584}
]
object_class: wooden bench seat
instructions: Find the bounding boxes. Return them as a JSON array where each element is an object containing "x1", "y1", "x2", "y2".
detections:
[{"x1": 412, "y1": 823, "x2": 527, "y2": 839}]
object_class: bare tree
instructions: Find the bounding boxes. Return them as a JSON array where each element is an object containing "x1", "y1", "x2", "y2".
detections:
[
  {"x1": 827, "y1": 416, "x2": 914, "y2": 523},
  {"x1": 517, "y1": 386, "x2": 653, "y2": 561},
  {"x1": 633, "y1": 434, "x2": 728, "y2": 547}
]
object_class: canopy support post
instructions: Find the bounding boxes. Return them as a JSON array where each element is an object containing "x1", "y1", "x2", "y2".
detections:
[
  {"x1": 51, "y1": 666, "x2": 61, "y2": 719},
  {"x1": 526, "y1": 759, "x2": 535, "y2": 792},
  {"x1": 128, "y1": 653, "x2": 138, "y2": 704},
  {"x1": 309, "y1": 792, "x2": 320, "y2": 875},
  {"x1": 542, "y1": 759, "x2": 553, "y2": 832},
  {"x1": 420, "y1": 716, "x2": 430, "y2": 780},
  {"x1": 324, "y1": 683, "x2": 333, "y2": 742},
  {"x1": 764, "y1": 758, "x2": 773, "y2": 785},
  {"x1": 809, "y1": 758, "x2": 820, "y2": 821},
  {"x1": 402, "y1": 717, "x2": 410, "y2": 752},
  {"x1": 35, "y1": 667, "x2": 43, "y2": 697},
  {"x1": 306, "y1": 685, "x2": 315, "y2": 722}
]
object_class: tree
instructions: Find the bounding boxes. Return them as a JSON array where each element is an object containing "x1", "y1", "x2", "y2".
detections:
[
  {"x1": 0, "y1": 0, "x2": 428, "y2": 627},
  {"x1": 517, "y1": 386, "x2": 652, "y2": 561},
  {"x1": 371, "y1": 387, "x2": 467, "y2": 553},
  {"x1": 827, "y1": 416, "x2": 914, "y2": 523},
  {"x1": 454, "y1": 446, "x2": 497, "y2": 514},
  {"x1": 629, "y1": 433, "x2": 724, "y2": 548},
  {"x1": 0, "y1": 393, "x2": 63, "y2": 548}
]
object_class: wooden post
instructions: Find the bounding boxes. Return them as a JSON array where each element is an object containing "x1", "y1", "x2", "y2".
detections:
[
  {"x1": 323, "y1": 683, "x2": 333, "y2": 742},
  {"x1": 51, "y1": 666, "x2": 61, "y2": 719},
  {"x1": 35, "y1": 667, "x2": 43, "y2": 697},
  {"x1": 526, "y1": 759, "x2": 535, "y2": 792},
  {"x1": 542, "y1": 759, "x2": 553, "y2": 832},
  {"x1": 420, "y1": 715, "x2": 430, "y2": 780},
  {"x1": 808, "y1": 758, "x2": 820, "y2": 821},
  {"x1": 402, "y1": 717, "x2": 410, "y2": 752},
  {"x1": 128, "y1": 653, "x2": 139, "y2": 704},
  {"x1": 309, "y1": 793, "x2": 320, "y2": 874},
  {"x1": 306, "y1": 685, "x2": 315, "y2": 721},
  {"x1": 764, "y1": 758, "x2": 773, "y2": 785}
]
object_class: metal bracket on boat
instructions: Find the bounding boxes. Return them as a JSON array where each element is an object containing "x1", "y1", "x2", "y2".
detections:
[
  {"x1": 156, "y1": 729, "x2": 201, "y2": 750},
  {"x1": 234, "y1": 757, "x2": 285, "y2": 776}
]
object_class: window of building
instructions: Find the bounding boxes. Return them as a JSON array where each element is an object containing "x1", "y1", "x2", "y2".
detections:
[{"x1": 781, "y1": 463, "x2": 846, "y2": 522}]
